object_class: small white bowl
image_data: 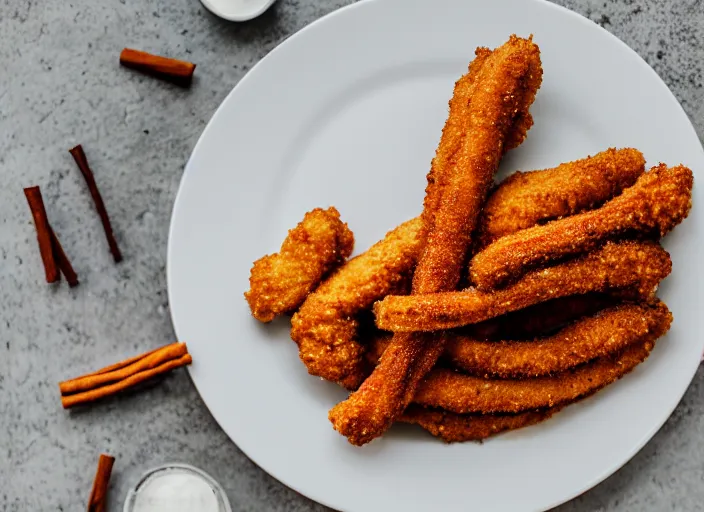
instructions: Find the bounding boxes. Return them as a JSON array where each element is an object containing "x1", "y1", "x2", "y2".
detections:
[
  {"x1": 123, "y1": 463, "x2": 232, "y2": 512},
  {"x1": 199, "y1": 0, "x2": 277, "y2": 21}
]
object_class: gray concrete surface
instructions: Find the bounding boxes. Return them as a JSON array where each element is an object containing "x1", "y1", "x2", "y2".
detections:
[{"x1": 1, "y1": 0, "x2": 702, "y2": 510}]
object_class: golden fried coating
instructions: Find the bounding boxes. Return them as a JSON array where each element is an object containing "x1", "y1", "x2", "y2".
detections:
[
  {"x1": 414, "y1": 338, "x2": 658, "y2": 414},
  {"x1": 415, "y1": 37, "x2": 543, "y2": 293},
  {"x1": 290, "y1": 218, "x2": 423, "y2": 389},
  {"x1": 445, "y1": 301, "x2": 671, "y2": 378},
  {"x1": 374, "y1": 241, "x2": 671, "y2": 332},
  {"x1": 421, "y1": 44, "x2": 537, "y2": 240},
  {"x1": 245, "y1": 207, "x2": 353, "y2": 322},
  {"x1": 400, "y1": 405, "x2": 562, "y2": 443},
  {"x1": 329, "y1": 36, "x2": 543, "y2": 446},
  {"x1": 421, "y1": 47, "x2": 492, "y2": 239},
  {"x1": 476, "y1": 148, "x2": 645, "y2": 248},
  {"x1": 365, "y1": 295, "x2": 615, "y2": 367},
  {"x1": 470, "y1": 164, "x2": 693, "y2": 290}
]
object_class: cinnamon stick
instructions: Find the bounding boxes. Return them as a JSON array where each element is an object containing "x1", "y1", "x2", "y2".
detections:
[
  {"x1": 119, "y1": 48, "x2": 196, "y2": 86},
  {"x1": 60, "y1": 342, "x2": 192, "y2": 408},
  {"x1": 49, "y1": 224, "x2": 79, "y2": 287},
  {"x1": 69, "y1": 144, "x2": 122, "y2": 263},
  {"x1": 24, "y1": 186, "x2": 59, "y2": 283},
  {"x1": 80, "y1": 346, "x2": 164, "y2": 378},
  {"x1": 87, "y1": 453, "x2": 115, "y2": 512}
]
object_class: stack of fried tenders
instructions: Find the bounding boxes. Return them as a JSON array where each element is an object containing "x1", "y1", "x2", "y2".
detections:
[{"x1": 246, "y1": 35, "x2": 693, "y2": 446}]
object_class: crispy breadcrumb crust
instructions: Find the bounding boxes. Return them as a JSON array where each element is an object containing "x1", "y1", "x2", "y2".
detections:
[
  {"x1": 414, "y1": 337, "x2": 660, "y2": 414},
  {"x1": 370, "y1": 300, "x2": 670, "y2": 440},
  {"x1": 290, "y1": 218, "x2": 423, "y2": 389},
  {"x1": 476, "y1": 147, "x2": 645, "y2": 247},
  {"x1": 374, "y1": 241, "x2": 672, "y2": 332},
  {"x1": 415, "y1": 36, "x2": 543, "y2": 293},
  {"x1": 444, "y1": 301, "x2": 671, "y2": 377},
  {"x1": 470, "y1": 164, "x2": 693, "y2": 290},
  {"x1": 365, "y1": 295, "x2": 615, "y2": 367},
  {"x1": 245, "y1": 207, "x2": 353, "y2": 322}
]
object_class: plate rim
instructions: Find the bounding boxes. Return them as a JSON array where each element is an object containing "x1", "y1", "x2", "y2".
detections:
[{"x1": 167, "y1": 0, "x2": 704, "y2": 510}]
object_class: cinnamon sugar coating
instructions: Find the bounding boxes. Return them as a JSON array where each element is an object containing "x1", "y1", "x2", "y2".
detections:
[
  {"x1": 470, "y1": 164, "x2": 692, "y2": 290},
  {"x1": 245, "y1": 207, "x2": 353, "y2": 322}
]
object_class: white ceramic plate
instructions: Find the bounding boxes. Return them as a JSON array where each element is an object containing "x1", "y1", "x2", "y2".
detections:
[{"x1": 168, "y1": 0, "x2": 704, "y2": 510}]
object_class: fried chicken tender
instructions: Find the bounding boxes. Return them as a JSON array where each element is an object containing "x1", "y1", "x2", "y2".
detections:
[
  {"x1": 329, "y1": 35, "x2": 543, "y2": 446},
  {"x1": 414, "y1": 337, "x2": 661, "y2": 414},
  {"x1": 421, "y1": 45, "x2": 535, "y2": 238},
  {"x1": 470, "y1": 164, "x2": 693, "y2": 290},
  {"x1": 414, "y1": 38, "x2": 543, "y2": 293},
  {"x1": 245, "y1": 207, "x2": 353, "y2": 322},
  {"x1": 476, "y1": 148, "x2": 645, "y2": 247},
  {"x1": 374, "y1": 241, "x2": 671, "y2": 332},
  {"x1": 445, "y1": 301, "x2": 671, "y2": 377},
  {"x1": 400, "y1": 405, "x2": 562, "y2": 443},
  {"x1": 421, "y1": 47, "x2": 492, "y2": 239},
  {"x1": 290, "y1": 218, "x2": 423, "y2": 389}
]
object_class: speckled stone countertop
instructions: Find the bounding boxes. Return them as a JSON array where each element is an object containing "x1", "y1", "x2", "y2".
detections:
[{"x1": 1, "y1": 0, "x2": 703, "y2": 510}]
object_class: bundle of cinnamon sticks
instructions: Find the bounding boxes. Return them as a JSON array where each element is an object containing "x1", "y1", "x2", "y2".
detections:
[{"x1": 60, "y1": 342, "x2": 192, "y2": 409}]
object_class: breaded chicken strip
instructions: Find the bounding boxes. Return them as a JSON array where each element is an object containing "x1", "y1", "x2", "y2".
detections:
[
  {"x1": 414, "y1": 38, "x2": 543, "y2": 294},
  {"x1": 414, "y1": 336, "x2": 662, "y2": 414},
  {"x1": 420, "y1": 44, "x2": 535, "y2": 238},
  {"x1": 387, "y1": 149, "x2": 644, "y2": 292},
  {"x1": 290, "y1": 218, "x2": 423, "y2": 389},
  {"x1": 245, "y1": 207, "x2": 353, "y2": 322},
  {"x1": 445, "y1": 301, "x2": 671, "y2": 377},
  {"x1": 476, "y1": 148, "x2": 645, "y2": 247},
  {"x1": 330, "y1": 36, "x2": 543, "y2": 446},
  {"x1": 434, "y1": 146, "x2": 646, "y2": 256},
  {"x1": 374, "y1": 241, "x2": 671, "y2": 332},
  {"x1": 400, "y1": 405, "x2": 562, "y2": 443},
  {"x1": 421, "y1": 47, "x2": 492, "y2": 239},
  {"x1": 470, "y1": 164, "x2": 693, "y2": 290}
]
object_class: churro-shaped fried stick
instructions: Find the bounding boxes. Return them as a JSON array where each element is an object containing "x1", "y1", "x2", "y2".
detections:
[
  {"x1": 476, "y1": 148, "x2": 645, "y2": 247},
  {"x1": 470, "y1": 164, "x2": 692, "y2": 290},
  {"x1": 414, "y1": 336, "x2": 663, "y2": 414},
  {"x1": 445, "y1": 301, "x2": 671, "y2": 377},
  {"x1": 330, "y1": 36, "x2": 543, "y2": 446},
  {"x1": 245, "y1": 207, "x2": 353, "y2": 322},
  {"x1": 374, "y1": 241, "x2": 671, "y2": 332}
]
